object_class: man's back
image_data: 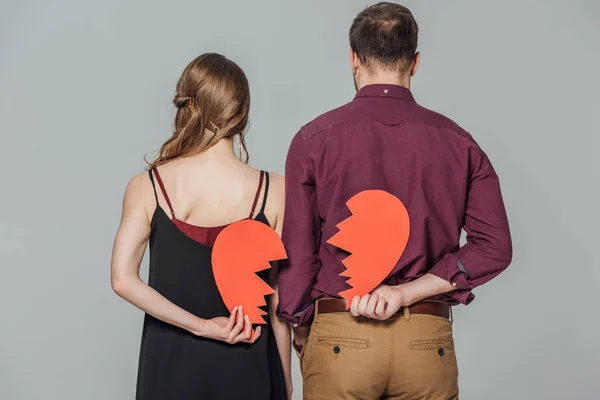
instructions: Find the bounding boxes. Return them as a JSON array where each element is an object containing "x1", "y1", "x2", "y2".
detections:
[{"x1": 279, "y1": 84, "x2": 511, "y2": 325}]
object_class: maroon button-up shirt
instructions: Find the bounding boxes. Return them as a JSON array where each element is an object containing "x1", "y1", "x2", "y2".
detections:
[{"x1": 277, "y1": 84, "x2": 512, "y2": 326}]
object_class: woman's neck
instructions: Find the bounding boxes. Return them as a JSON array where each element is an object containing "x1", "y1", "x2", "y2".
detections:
[{"x1": 188, "y1": 137, "x2": 239, "y2": 162}]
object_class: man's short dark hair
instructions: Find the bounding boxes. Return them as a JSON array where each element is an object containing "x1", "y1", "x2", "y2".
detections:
[{"x1": 349, "y1": 2, "x2": 419, "y2": 73}]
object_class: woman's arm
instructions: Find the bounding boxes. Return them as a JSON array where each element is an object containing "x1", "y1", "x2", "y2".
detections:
[
  {"x1": 269, "y1": 173, "x2": 293, "y2": 399},
  {"x1": 269, "y1": 262, "x2": 293, "y2": 398},
  {"x1": 111, "y1": 173, "x2": 257, "y2": 344}
]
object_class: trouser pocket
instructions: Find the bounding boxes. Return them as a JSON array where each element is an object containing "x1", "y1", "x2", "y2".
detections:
[
  {"x1": 395, "y1": 316, "x2": 459, "y2": 399},
  {"x1": 302, "y1": 314, "x2": 388, "y2": 400}
]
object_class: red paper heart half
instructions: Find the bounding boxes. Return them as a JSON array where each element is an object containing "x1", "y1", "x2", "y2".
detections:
[
  {"x1": 327, "y1": 190, "x2": 410, "y2": 307},
  {"x1": 212, "y1": 219, "x2": 287, "y2": 324}
]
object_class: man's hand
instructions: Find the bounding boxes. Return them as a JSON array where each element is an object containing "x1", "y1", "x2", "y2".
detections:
[
  {"x1": 292, "y1": 326, "x2": 310, "y2": 358},
  {"x1": 350, "y1": 284, "x2": 409, "y2": 320}
]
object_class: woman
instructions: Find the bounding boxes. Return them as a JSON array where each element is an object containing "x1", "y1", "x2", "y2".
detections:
[{"x1": 110, "y1": 53, "x2": 292, "y2": 399}]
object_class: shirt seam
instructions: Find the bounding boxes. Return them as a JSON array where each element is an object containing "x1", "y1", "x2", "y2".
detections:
[
  {"x1": 301, "y1": 120, "x2": 476, "y2": 149},
  {"x1": 303, "y1": 119, "x2": 410, "y2": 139},
  {"x1": 354, "y1": 94, "x2": 415, "y2": 101}
]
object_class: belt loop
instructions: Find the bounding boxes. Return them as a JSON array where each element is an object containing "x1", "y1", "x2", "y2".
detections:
[
  {"x1": 449, "y1": 306, "x2": 453, "y2": 324},
  {"x1": 403, "y1": 306, "x2": 411, "y2": 321},
  {"x1": 314, "y1": 300, "x2": 319, "y2": 324}
]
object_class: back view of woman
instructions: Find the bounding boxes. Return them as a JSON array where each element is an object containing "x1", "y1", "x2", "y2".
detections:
[{"x1": 110, "y1": 53, "x2": 291, "y2": 399}]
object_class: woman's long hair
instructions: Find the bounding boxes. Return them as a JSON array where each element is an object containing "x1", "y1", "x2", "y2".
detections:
[{"x1": 147, "y1": 53, "x2": 250, "y2": 169}]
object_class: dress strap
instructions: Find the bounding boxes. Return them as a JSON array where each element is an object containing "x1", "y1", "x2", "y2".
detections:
[
  {"x1": 249, "y1": 171, "x2": 265, "y2": 218},
  {"x1": 259, "y1": 171, "x2": 270, "y2": 215},
  {"x1": 148, "y1": 170, "x2": 159, "y2": 204},
  {"x1": 152, "y1": 168, "x2": 175, "y2": 218}
]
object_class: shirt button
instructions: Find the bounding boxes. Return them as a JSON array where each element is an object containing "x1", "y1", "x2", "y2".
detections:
[
  {"x1": 384, "y1": 89, "x2": 389, "y2": 93},
  {"x1": 452, "y1": 282, "x2": 457, "y2": 287}
]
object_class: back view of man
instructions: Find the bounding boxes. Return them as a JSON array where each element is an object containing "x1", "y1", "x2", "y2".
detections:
[{"x1": 278, "y1": 3, "x2": 512, "y2": 399}]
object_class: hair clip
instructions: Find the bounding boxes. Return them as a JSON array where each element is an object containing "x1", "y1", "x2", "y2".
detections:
[{"x1": 208, "y1": 121, "x2": 220, "y2": 132}]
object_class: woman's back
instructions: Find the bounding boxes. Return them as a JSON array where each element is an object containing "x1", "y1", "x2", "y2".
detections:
[
  {"x1": 145, "y1": 152, "x2": 282, "y2": 315},
  {"x1": 148, "y1": 148, "x2": 281, "y2": 231}
]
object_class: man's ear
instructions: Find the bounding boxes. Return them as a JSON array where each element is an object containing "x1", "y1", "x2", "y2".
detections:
[
  {"x1": 410, "y1": 52, "x2": 420, "y2": 77},
  {"x1": 350, "y1": 49, "x2": 360, "y2": 75}
]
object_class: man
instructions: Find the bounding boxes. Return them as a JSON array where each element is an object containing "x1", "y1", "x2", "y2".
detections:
[{"x1": 278, "y1": 2, "x2": 512, "y2": 399}]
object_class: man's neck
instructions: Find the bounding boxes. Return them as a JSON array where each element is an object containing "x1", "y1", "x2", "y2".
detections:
[{"x1": 357, "y1": 71, "x2": 411, "y2": 91}]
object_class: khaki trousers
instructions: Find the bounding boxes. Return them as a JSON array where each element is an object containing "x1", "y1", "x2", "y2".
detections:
[{"x1": 300, "y1": 303, "x2": 459, "y2": 400}]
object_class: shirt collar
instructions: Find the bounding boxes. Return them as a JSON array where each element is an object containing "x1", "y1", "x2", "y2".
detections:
[{"x1": 354, "y1": 84, "x2": 416, "y2": 102}]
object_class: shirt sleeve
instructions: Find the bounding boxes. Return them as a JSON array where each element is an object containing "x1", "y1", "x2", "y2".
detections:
[
  {"x1": 429, "y1": 146, "x2": 512, "y2": 304},
  {"x1": 276, "y1": 131, "x2": 321, "y2": 326}
]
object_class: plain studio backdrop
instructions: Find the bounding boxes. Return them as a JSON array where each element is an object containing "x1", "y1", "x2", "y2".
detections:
[{"x1": 1, "y1": 0, "x2": 598, "y2": 399}]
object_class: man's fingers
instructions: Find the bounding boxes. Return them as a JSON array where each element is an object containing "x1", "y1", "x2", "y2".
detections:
[
  {"x1": 375, "y1": 296, "x2": 387, "y2": 318},
  {"x1": 357, "y1": 294, "x2": 371, "y2": 315},
  {"x1": 350, "y1": 296, "x2": 361, "y2": 317},
  {"x1": 365, "y1": 294, "x2": 379, "y2": 317}
]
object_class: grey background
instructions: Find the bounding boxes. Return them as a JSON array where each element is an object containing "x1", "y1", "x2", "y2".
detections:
[{"x1": 1, "y1": 0, "x2": 598, "y2": 399}]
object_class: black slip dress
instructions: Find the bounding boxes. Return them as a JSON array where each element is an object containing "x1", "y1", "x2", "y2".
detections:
[{"x1": 135, "y1": 168, "x2": 286, "y2": 400}]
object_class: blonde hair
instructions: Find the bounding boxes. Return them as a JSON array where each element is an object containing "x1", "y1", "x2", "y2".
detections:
[{"x1": 147, "y1": 53, "x2": 250, "y2": 168}]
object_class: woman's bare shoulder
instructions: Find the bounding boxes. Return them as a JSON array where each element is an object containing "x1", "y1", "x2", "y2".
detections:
[
  {"x1": 122, "y1": 170, "x2": 156, "y2": 218},
  {"x1": 268, "y1": 172, "x2": 285, "y2": 210},
  {"x1": 126, "y1": 170, "x2": 153, "y2": 196},
  {"x1": 268, "y1": 172, "x2": 284, "y2": 193}
]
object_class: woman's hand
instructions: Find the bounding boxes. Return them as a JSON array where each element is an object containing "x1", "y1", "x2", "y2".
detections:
[{"x1": 200, "y1": 306, "x2": 261, "y2": 344}]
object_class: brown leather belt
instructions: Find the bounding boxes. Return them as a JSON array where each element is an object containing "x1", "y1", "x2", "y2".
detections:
[{"x1": 316, "y1": 298, "x2": 451, "y2": 320}]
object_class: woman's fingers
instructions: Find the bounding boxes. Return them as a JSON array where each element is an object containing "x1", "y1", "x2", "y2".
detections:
[
  {"x1": 222, "y1": 308, "x2": 263, "y2": 345},
  {"x1": 243, "y1": 326, "x2": 261, "y2": 344},
  {"x1": 242, "y1": 315, "x2": 252, "y2": 338},
  {"x1": 233, "y1": 315, "x2": 256, "y2": 343},
  {"x1": 233, "y1": 315, "x2": 252, "y2": 342},
  {"x1": 224, "y1": 306, "x2": 238, "y2": 331},
  {"x1": 227, "y1": 306, "x2": 245, "y2": 343},
  {"x1": 250, "y1": 326, "x2": 261, "y2": 343}
]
